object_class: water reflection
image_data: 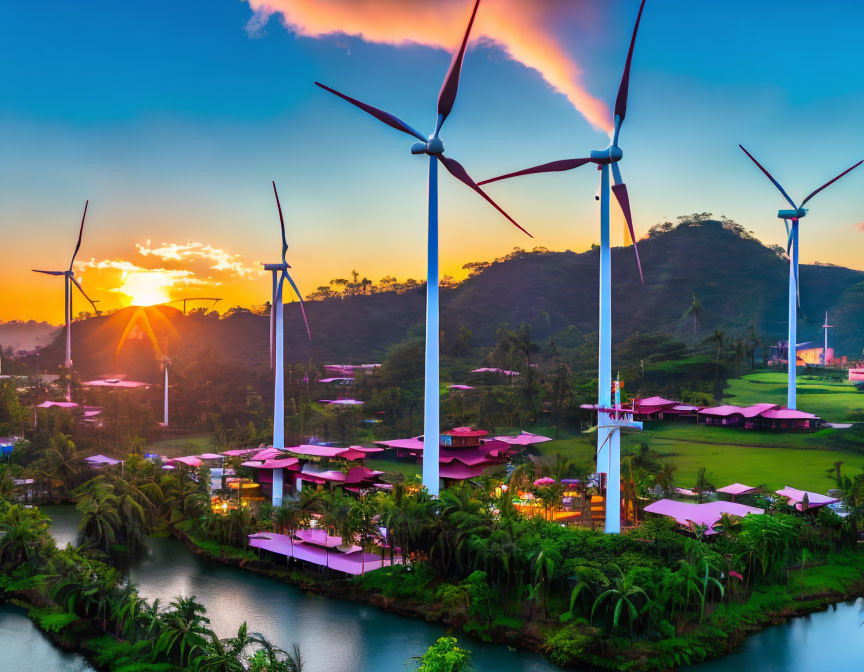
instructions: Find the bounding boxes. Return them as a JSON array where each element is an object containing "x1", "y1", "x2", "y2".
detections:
[
  {"x1": 40, "y1": 506, "x2": 864, "y2": 672},
  {"x1": 0, "y1": 604, "x2": 94, "y2": 672}
]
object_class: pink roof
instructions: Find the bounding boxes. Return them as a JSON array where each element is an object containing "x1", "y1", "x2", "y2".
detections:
[
  {"x1": 739, "y1": 403, "x2": 779, "y2": 418},
  {"x1": 82, "y1": 379, "x2": 150, "y2": 388},
  {"x1": 761, "y1": 409, "x2": 817, "y2": 420},
  {"x1": 698, "y1": 405, "x2": 746, "y2": 417},
  {"x1": 439, "y1": 447, "x2": 494, "y2": 466},
  {"x1": 448, "y1": 384, "x2": 474, "y2": 390},
  {"x1": 295, "y1": 529, "x2": 356, "y2": 549},
  {"x1": 717, "y1": 483, "x2": 758, "y2": 496},
  {"x1": 259, "y1": 457, "x2": 300, "y2": 470},
  {"x1": 637, "y1": 396, "x2": 680, "y2": 408},
  {"x1": 670, "y1": 404, "x2": 702, "y2": 412},
  {"x1": 375, "y1": 436, "x2": 425, "y2": 451},
  {"x1": 319, "y1": 399, "x2": 365, "y2": 405},
  {"x1": 345, "y1": 466, "x2": 384, "y2": 483},
  {"x1": 289, "y1": 444, "x2": 351, "y2": 459},
  {"x1": 253, "y1": 447, "x2": 284, "y2": 460},
  {"x1": 644, "y1": 499, "x2": 764, "y2": 533},
  {"x1": 37, "y1": 401, "x2": 79, "y2": 409},
  {"x1": 346, "y1": 445, "x2": 384, "y2": 454},
  {"x1": 221, "y1": 447, "x2": 259, "y2": 457},
  {"x1": 472, "y1": 367, "x2": 519, "y2": 376},
  {"x1": 533, "y1": 477, "x2": 556, "y2": 486},
  {"x1": 198, "y1": 453, "x2": 223, "y2": 460},
  {"x1": 171, "y1": 456, "x2": 202, "y2": 467},
  {"x1": 494, "y1": 431, "x2": 552, "y2": 446},
  {"x1": 299, "y1": 468, "x2": 346, "y2": 482},
  {"x1": 82, "y1": 407, "x2": 103, "y2": 417},
  {"x1": 84, "y1": 454, "x2": 121, "y2": 465},
  {"x1": 775, "y1": 486, "x2": 838, "y2": 510},
  {"x1": 439, "y1": 462, "x2": 486, "y2": 480},
  {"x1": 249, "y1": 532, "x2": 398, "y2": 575},
  {"x1": 241, "y1": 460, "x2": 263, "y2": 468}
]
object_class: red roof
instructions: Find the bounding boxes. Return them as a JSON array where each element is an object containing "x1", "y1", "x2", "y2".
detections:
[{"x1": 443, "y1": 427, "x2": 488, "y2": 438}]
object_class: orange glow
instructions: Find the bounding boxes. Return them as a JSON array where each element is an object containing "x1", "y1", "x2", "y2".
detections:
[{"x1": 117, "y1": 271, "x2": 174, "y2": 307}]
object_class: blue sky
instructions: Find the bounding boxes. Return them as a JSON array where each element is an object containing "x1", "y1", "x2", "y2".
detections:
[{"x1": 1, "y1": 0, "x2": 862, "y2": 321}]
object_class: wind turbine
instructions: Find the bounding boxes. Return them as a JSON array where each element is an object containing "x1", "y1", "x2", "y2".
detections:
[
  {"x1": 478, "y1": 0, "x2": 648, "y2": 532},
  {"x1": 821, "y1": 311, "x2": 833, "y2": 367},
  {"x1": 263, "y1": 181, "x2": 311, "y2": 506},
  {"x1": 315, "y1": 0, "x2": 530, "y2": 496},
  {"x1": 32, "y1": 201, "x2": 100, "y2": 402},
  {"x1": 738, "y1": 146, "x2": 862, "y2": 409}
]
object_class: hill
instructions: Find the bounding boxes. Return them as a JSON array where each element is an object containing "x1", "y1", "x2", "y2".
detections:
[{"x1": 26, "y1": 218, "x2": 864, "y2": 381}]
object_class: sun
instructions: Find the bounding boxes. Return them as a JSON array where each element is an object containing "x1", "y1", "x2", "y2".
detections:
[{"x1": 117, "y1": 271, "x2": 173, "y2": 307}]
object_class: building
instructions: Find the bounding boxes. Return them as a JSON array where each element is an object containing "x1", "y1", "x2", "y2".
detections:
[{"x1": 697, "y1": 403, "x2": 822, "y2": 430}]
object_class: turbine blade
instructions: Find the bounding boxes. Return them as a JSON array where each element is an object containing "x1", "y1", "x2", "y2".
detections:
[
  {"x1": 611, "y1": 182, "x2": 643, "y2": 283},
  {"x1": 70, "y1": 275, "x2": 100, "y2": 314},
  {"x1": 800, "y1": 160, "x2": 864, "y2": 206},
  {"x1": 785, "y1": 222, "x2": 794, "y2": 255},
  {"x1": 477, "y1": 158, "x2": 591, "y2": 186},
  {"x1": 437, "y1": 0, "x2": 480, "y2": 130},
  {"x1": 439, "y1": 154, "x2": 533, "y2": 238},
  {"x1": 272, "y1": 181, "x2": 288, "y2": 255},
  {"x1": 738, "y1": 145, "x2": 797, "y2": 210},
  {"x1": 314, "y1": 82, "x2": 427, "y2": 143},
  {"x1": 282, "y1": 269, "x2": 312, "y2": 342},
  {"x1": 32, "y1": 269, "x2": 65, "y2": 276},
  {"x1": 69, "y1": 200, "x2": 88, "y2": 271},
  {"x1": 614, "y1": 0, "x2": 647, "y2": 127}
]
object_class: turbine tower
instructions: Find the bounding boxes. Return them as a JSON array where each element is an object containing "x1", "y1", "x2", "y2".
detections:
[
  {"x1": 32, "y1": 201, "x2": 100, "y2": 402},
  {"x1": 738, "y1": 147, "x2": 862, "y2": 409},
  {"x1": 478, "y1": 0, "x2": 648, "y2": 533},
  {"x1": 263, "y1": 181, "x2": 311, "y2": 506},
  {"x1": 315, "y1": 0, "x2": 530, "y2": 496},
  {"x1": 821, "y1": 311, "x2": 833, "y2": 367}
]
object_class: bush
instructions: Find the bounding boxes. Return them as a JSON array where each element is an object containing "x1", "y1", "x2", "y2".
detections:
[{"x1": 544, "y1": 624, "x2": 596, "y2": 666}]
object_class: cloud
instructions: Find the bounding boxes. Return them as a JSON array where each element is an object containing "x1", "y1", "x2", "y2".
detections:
[
  {"x1": 245, "y1": 0, "x2": 612, "y2": 134},
  {"x1": 135, "y1": 241, "x2": 260, "y2": 278}
]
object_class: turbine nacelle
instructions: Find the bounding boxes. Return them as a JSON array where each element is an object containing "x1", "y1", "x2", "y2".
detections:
[
  {"x1": 589, "y1": 145, "x2": 624, "y2": 165},
  {"x1": 411, "y1": 137, "x2": 445, "y2": 156},
  {"x1": 778, "y1": 208, "x2": 807, "y2": 221},
  {"x1": 262, "y1": 262, "x2": 291, "y2": 271}
]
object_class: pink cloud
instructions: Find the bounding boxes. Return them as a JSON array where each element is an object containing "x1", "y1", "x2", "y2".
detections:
[{"x1": 245, "y1": 0, "x2": 612, "y2": 134}]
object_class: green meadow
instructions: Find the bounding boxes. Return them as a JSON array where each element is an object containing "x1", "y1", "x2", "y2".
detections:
[{"x1": 723, "y1": 371, "x2": 864, "y2": 422}]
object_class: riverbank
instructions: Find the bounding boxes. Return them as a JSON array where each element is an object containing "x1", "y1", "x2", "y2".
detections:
[{"x1": 170, "y1": 521, "x2": 864, "y2": 671}]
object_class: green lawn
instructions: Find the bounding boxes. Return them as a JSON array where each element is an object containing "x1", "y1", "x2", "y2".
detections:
[
  {"x1": 723, "y1": 371, "x2": 864, "y2": 422},
  {"x1": 535, "y1": 422, "x2": 864, "y2": 493},
  {"x1": 146, "y1": 434, "x2": 218, "y2": 458}
]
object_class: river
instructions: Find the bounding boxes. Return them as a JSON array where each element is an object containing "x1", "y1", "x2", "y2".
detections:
[{"x1": 5, "y1": 505, "x2": 862, "y2": 672}]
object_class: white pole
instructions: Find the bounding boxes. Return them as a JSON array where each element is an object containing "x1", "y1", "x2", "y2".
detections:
[
  {"x1": 787, "y1": 223, "x2": 798, "y2": 410},
  {"x1": 596, "y1": 164, "x2": 619, "y2": 534},
  {"x1": 422, "y1": 155, "x2": 440, "y2": 496},
  {"x1": 163, "y1": 364, "x2": 169, "y2": 426},
  {"x1": 272, "y1": 270, "x2": 285, "y2": 506}
]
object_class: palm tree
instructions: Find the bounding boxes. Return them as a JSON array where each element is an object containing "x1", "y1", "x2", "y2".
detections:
[
  {"x1": 682, "y1": 292, "x2": 704, "y2": 349},
  {"x1": 156, "y1": 595, "x2": 212, "y2": 667},
  {"x1": 0, "y1": 504, "x2": 51, "y2": 565},
  {"x1": 77, "y1": 487, "x2": 121, "y2": 552},
  {"x1": 694, "y1": 466, "x2": 714, "y2": 504},
  {"x1": 591, "y1": 565, "x2": 649, "y2": 639},
  {"x1": 706, "y1": 329, "x2": 726, "y2": 391},
  {"x1": 349, "y1": 497, "x2": 379, "y2": 575}
]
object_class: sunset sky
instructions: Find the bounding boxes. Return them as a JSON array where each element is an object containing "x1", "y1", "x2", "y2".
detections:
[{"x1": 1, "y1": 0, "x2": 863, "y2": 323}]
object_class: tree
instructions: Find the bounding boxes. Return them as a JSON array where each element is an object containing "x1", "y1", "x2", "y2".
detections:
[
  {"x1": 77, "y1": 487, "x2": 121, "y2": 552},
  {"x1": 156, "y1": 595, "x2": 212, "y2": 667},
  {"x1": 413, "y1": 637, "x2": 474, "y2": 672},
  {"x1": 591, "y1": 565, "x2": 649, "y2": 639},
  {"x1": 694, "y1": 467, "x2": 714, "y2": 504},
  {"x1": 682, "y1": 292, "x2": 704, "y2": 349}
]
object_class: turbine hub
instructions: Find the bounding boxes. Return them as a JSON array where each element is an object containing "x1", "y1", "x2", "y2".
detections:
[
  {"x1": 410, "y1": 137, "x2": 445, "y2": 156},
  {"x1": 778, "y1": 208, "x2": 807, "y2": 221},
  {"x1": 589, "y1": 145, "x2": 623, "y2": 165}
]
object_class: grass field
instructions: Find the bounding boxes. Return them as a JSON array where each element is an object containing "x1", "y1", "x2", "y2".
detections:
[
  {"x1": 534, "y1": 422, "x2": 864, "y2": 493},
  {"x1": 146, "y1": 434, "x2": 218, "y2": 458},
  {"x1": 723, "y1": 371, "x2": 864, "y2": 422}
]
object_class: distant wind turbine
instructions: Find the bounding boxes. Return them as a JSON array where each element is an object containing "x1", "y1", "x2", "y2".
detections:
[
  {"x1": 478, "y1": 0, "x2": 649, "y2": 533},
  {"x1": 263, "y1": 181, "x2": 311, "y2": 506},
  {"x1": 738, "y1": 146, "x2": 862, "y2": 409},
  {"x1": 315, "y1": 0, "x2": 530, "y2": 496},
  {"x1": 821, "y1": 311, "x2": 833, "y2": 367},
  {"x1": 32, "y1": 201, "x2": 100, "y2": 402}
]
